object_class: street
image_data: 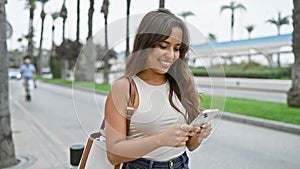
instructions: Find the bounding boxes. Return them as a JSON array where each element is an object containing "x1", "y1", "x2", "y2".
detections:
[
  {"x1": 8, "y1": 80, "x2": 300, "y2": 169},
  {"x1": 194, "y1": 77, "x2": 291, "y2": 103}
]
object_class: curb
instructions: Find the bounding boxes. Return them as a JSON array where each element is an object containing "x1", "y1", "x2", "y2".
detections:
[{"x1": 221, "y1": 112, "x2": 300, "y2": 135}]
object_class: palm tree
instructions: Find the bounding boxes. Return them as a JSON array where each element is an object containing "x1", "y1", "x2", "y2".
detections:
[
  {"x1": 159, "y1": 0, "x2": 165, "y2": 8},
  {"x1": 178, "y1": 11, "x2": 194, "y2": 22},
  {"x1": 0, "y1": 1, "x2": 19, "y2": 167},
  {"x1": 287, "y1": 0, "x2": 300, "y2": 107},
  {"x1": 266, "y1": 12, "x2": 290, "y2": 35},
  {"x1": 220, "y1": 1, "x2": 246, "y2": 41},
  {"x1": 37, "y1": 0, "x2": 49, "y2": 75},
  {"x1": 267, "y1": 12, "x2": 290, "y2": 67},
  {"x1": 58, "y1": 0, "x2": 68, "y2": 79},
  {"x1": 51, "y1": 12, "x2": 60, "y2": 53},
  {"x1": 49, "y1": 12, "x2": 60, "y2": 78},
  {"x1": 245, "y1": 25, "x2": 255, "y2": 63},
  {"x1": 76, "y1": 0, "x2": 80, "y2": 42},
  {"x1": 87, "y1": 0, "x2": 94, "y2": 40},
  {"x1": 126, "y1": 0, "x2": 131, "y2": 57},
  {"x1": 245, "y1": 25, "x2": 254, "y2": 39},
  {"x1": 101, "y1": 0, "x2": 110, "y2": 84},
  {"x1": 208, "y1": 33, "x2": 217, "y2": 41},
  {"x1": 26, "y1": 0, "x2": 36, "y2": 62},
  {"x1": 60, "y1": 0, "x2": 67, "y2": 42}
]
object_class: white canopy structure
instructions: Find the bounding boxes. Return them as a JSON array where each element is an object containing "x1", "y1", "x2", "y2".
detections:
[{"x1": 189, "y1": 34, "x2": 292, "y2": 67}]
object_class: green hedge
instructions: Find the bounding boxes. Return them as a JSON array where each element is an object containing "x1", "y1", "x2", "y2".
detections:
[{"x1": 190, "y1": 65, "x2": 291, "y2": 79}]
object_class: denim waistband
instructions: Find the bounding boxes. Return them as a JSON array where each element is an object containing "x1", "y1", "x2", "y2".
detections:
[{"x1": 130, "y1": 152, "x2": 188, "y2": 168}]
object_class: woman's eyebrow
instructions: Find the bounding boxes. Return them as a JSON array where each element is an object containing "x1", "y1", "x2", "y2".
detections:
[{"x1": 161, "y1": 40, "x2": 181, "y2": 46}]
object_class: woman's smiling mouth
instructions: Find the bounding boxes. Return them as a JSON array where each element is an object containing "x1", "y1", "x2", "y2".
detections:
[{"x1": 159, "y1": 59, "x2": 172, "y2": 68}]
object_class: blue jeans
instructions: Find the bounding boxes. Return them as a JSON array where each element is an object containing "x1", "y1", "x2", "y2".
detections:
[{"x1": 122, "y1": 152, "x2": 189, "y2": 169}]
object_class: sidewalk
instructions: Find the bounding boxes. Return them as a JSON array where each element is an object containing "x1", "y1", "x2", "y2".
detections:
[{"x1": 6, "y1": 98, "x2": 69, "y2": 169}]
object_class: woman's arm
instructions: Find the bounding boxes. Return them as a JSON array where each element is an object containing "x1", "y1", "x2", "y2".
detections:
[{"x1": 105, "y1": 78, "x2": 190, "y2": 165}]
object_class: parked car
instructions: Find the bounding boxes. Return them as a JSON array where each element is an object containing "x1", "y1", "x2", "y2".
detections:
[
  {"x1": 8, "y1": 68, "x2": 21, "y2": 80},
  {"x1": 41, "y1": 67, "x2": 53, "y2": 79}
]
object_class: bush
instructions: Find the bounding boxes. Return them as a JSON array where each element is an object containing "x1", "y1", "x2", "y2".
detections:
[{"x1": 190, "y1": 64, "x2": 291, "y2": 79}]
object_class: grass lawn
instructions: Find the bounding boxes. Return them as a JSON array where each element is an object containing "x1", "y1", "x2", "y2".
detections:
[
  {"x1": 40, "y1": 78, "x2": 111, "y2": 91},
  {"x1": 200, "y1": 95, "x2": 300, "y2": 125},
  {"x1": 40, "y1": 78, "x2": 300, "y2": 125}
]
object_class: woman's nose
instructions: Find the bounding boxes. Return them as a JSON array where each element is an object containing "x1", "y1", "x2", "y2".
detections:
[{"x1": 165, "y1": 48, "x2": 174, "y2": 59}]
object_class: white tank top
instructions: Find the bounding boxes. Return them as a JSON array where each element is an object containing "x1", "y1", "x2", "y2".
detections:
[{"x1": 128, "y1": 75, "x2": 187, "y2": 161}]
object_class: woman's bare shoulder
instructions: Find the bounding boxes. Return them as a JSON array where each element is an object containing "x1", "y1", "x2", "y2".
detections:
[{"x1": 109, "y1": 77, "x2": 131, "y2": 98}]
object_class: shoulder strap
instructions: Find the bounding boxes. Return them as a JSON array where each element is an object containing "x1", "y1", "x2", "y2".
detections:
[
  {"x1": 126, "y1": 77, "x2": 136, "y2": 134},
  {"x1": 100, "y1": 77, "x2": 136, "y2": 135}
]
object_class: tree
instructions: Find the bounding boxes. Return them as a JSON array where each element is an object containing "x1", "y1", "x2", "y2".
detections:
[
  {"x1": 0, "y1": 0, "x2": 19, "y2": 167},
  {"x1": 266, "y1": 12, "x2": 290, "y2": 36},
  {"x1": 245, "y1": 25, "x2": 255, "y2": 63},
  {"x1": 287, "y1": 0, "x2": 300, "y2": 107},
  {"x1": 49, "y1": 11, "x2": 60, "y2": 78},
  {"x1": 159, "y1": 0, "x2": 165, "y2": 8},
  {"x1": 87, "y1": 0, "x2": 94, "y2": 40},
  {"x1": 245, "y1": 25, "x2": 255, "y2": 39},
  {"x1": 60, "y1": 0, "x2": 67, "y2": 42},
  {"x1": 50, "y1": 12, "x2": 60, "y2": 52},
  {"x1": 76, "y1": 0, "x2": 80, "y2": 42},
  {"x1": 178, "y1": 11, "x2": 194, "y2": 22},
  {"x1": 37, "y1": 0, "x2": 49, "y2": 75},
  {"x1": 101, "y1": 0, "x2": 110, "y2": 84},
  {"x1": 220, "y1": 1, "x2": 246, "y2": 41},
  {"x1": 57, "y1": 0, "x2": 68, "y2": 79},
  {"x1": 125, "y1": 0, "x2": 131, "y2": 57},
  {"x1": 208, "y1": 33, "x2": 217, "y2": 41},
  {"x1": 25, "y1": 0, "x2": 36, "y2": 62},
  {"x1": 267, "y1": 12, "x2": 290, "y2": 67}
]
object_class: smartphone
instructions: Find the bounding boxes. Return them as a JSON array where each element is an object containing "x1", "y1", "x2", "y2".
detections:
[{"x1": 190, "y1": 109, "x2": 220, "y2": 127}]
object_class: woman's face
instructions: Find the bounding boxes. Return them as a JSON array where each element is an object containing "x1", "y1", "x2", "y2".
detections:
[{"x1": 144, "y1": 27, "x2": 182, "y2": 74}]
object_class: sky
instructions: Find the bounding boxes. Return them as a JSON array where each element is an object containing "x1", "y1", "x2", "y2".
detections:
[{"x1": 5, "y1": 0, "x2": 294, "y2": 52}]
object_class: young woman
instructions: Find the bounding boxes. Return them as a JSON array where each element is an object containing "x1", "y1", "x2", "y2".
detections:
[{"x1": 105, "y1": 9, "x2": 212, "y2": 169}]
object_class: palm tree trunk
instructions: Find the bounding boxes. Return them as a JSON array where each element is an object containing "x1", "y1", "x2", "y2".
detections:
[
  {"x1": 277, "y1": 26, "x2": 281, "y2": 67},
  {"x1": 51, "y1": 24, "x2": 55, "y2": 55},
  {"x1": 287, "y1": 0, "x2": 300, "y2": 107},
  {"x1": 76, "y1": 0, "x2": 80, "y2": 42},
  {"x1": 101, "y1": 0, "x2": 109, "y2": 84},
  {"x1": 125, "y1": 0, "x2": 131, "y2": 57},
  {"x1": 28, "y1": 4, "x2": 34, "y2": 61},
  {"x1": 87, "y1": 0, "x2": 94, "y2": 40},
  {"x1": 0, "y1": 1, "x2": 19, "y2": 167},
  {"x1": 62, "y1": 18, "x2": 66, "y2": 42},
  {"x1": 230, "y1": 11, "x2": 234, "y2": 41},
  {"x1": 159, "y1": 0, "x2": 165, "y2": 8},
  {"x1": 103, "y1": 15, "x2": 109, "y2": 84},
  {"x1": 38, "y1": 6, "x2": 46, "y2": 75}
]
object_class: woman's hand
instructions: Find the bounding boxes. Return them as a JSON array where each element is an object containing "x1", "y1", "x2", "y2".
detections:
[
  {"x1": 158, "y1": 124, "x2": 193, "y2": 147},
  {"x1": 190, "y1": 123, "x2": 212, "y2": 139},
  {"x1": 186, "y1": 123, "x2": 212, "y2": 151}
]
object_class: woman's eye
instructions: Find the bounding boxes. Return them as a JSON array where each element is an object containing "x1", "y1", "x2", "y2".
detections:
[
  {"x1": 174, "y1": 48, "x2": 180, "y2": 51},
  {"x1": 159, "y1": 45, "x2": 167, "y2": 49}
]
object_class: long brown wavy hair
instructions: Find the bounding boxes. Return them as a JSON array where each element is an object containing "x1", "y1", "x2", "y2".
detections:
[{"x1": 124, "y1": 9, "x2": 200, "y2": 123}]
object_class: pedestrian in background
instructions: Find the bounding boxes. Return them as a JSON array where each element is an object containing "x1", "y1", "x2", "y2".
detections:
[{"x1": 20, "y1": 58, "x2": 36, "y2": 100}]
